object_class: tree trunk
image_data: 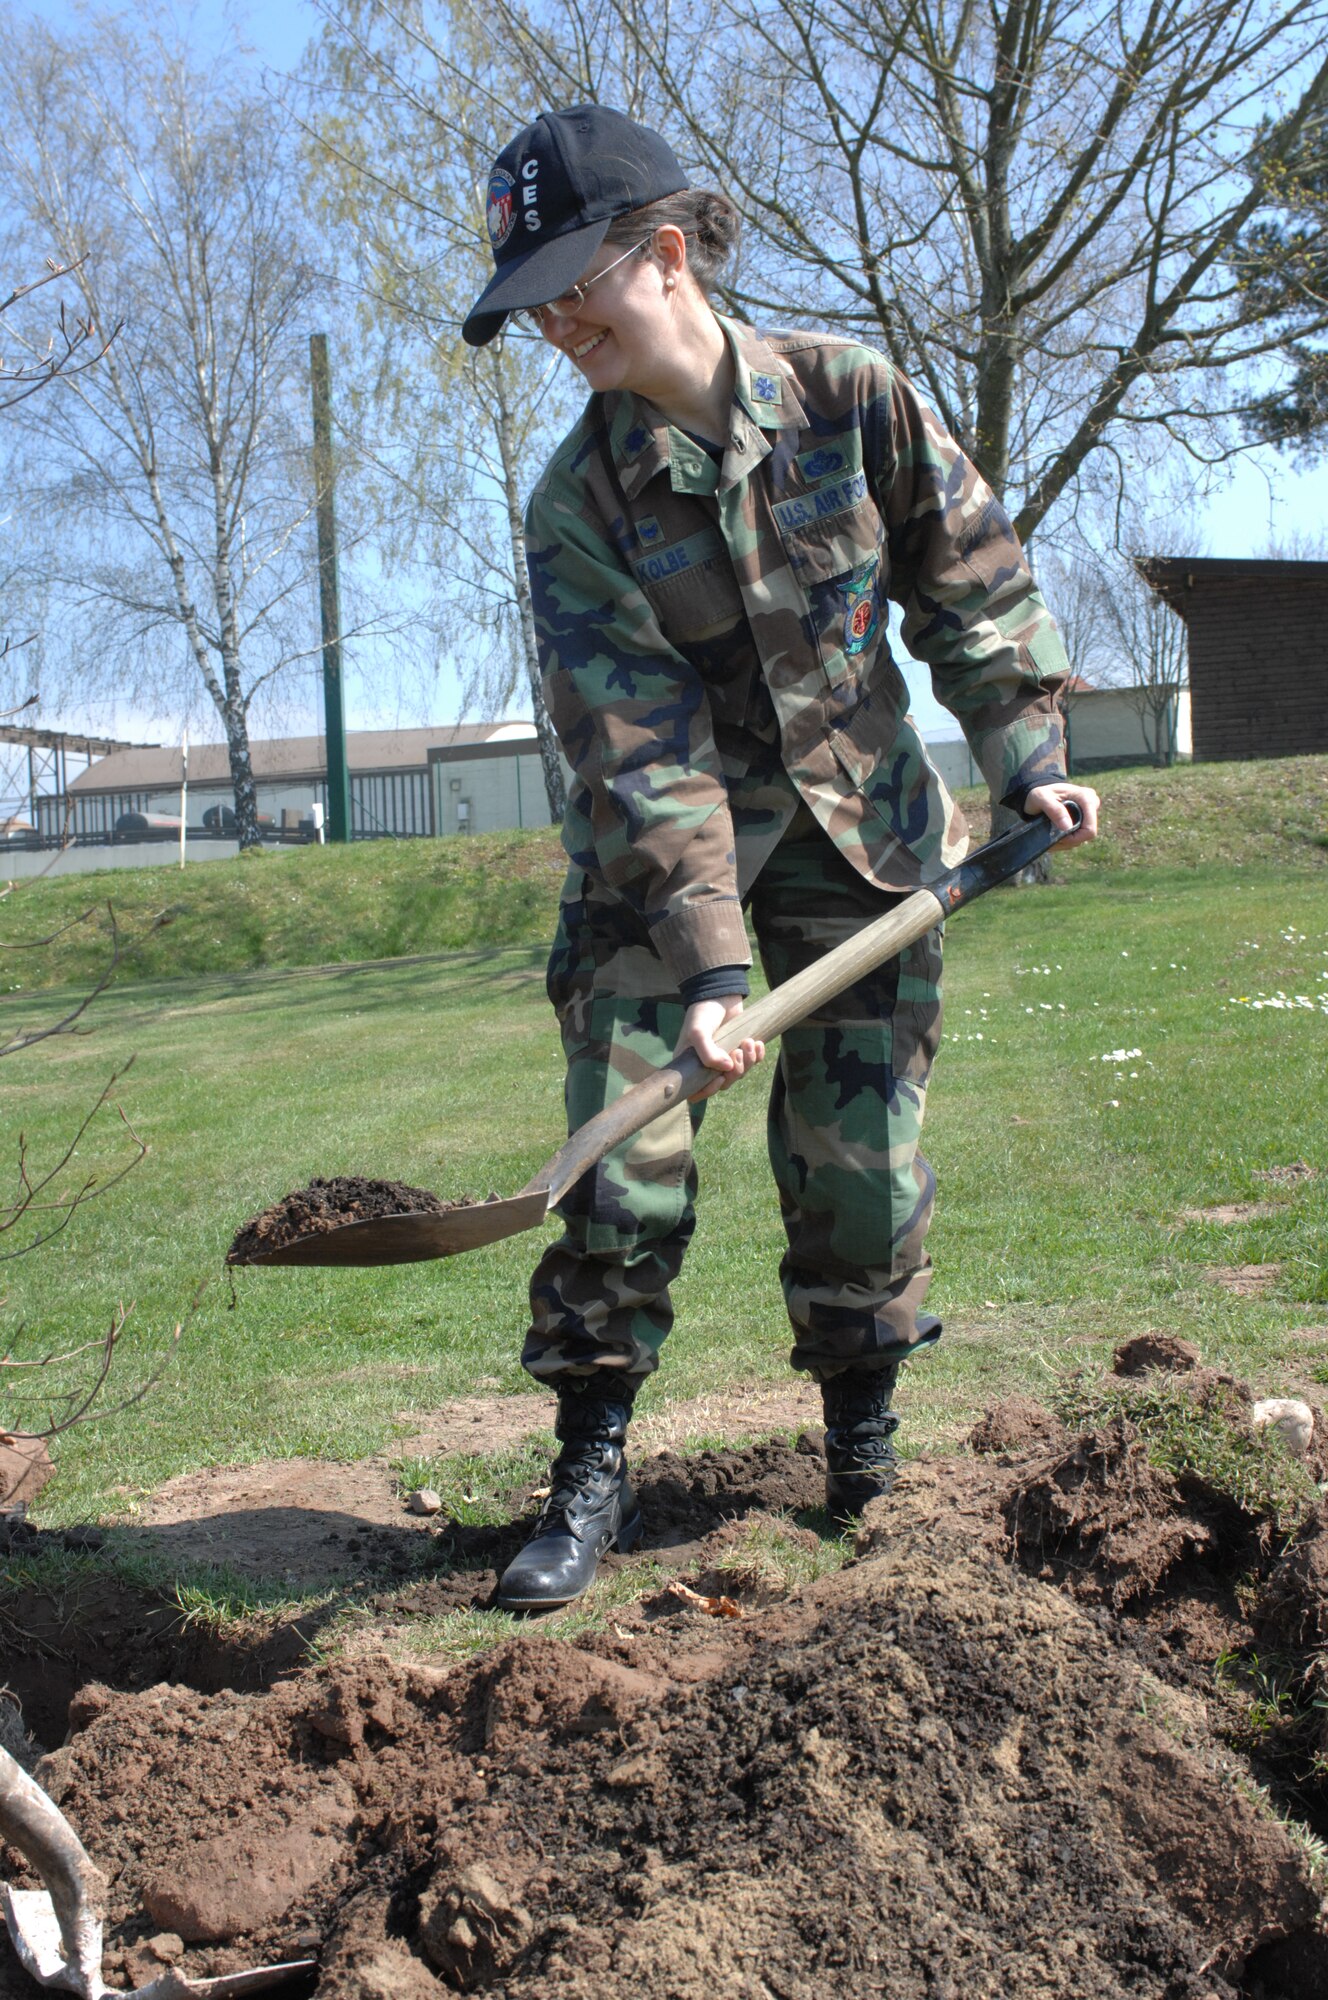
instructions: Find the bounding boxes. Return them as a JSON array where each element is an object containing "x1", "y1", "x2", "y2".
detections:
[
  {"x1": 494, "y1": 380, "x2": 566, "y2": 824},
  {"x1": 221, "y1": 692, "x2": 262, "y2": 849}
]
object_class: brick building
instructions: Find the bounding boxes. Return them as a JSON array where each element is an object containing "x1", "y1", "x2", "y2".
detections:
[{"x1": 1136, "y1": 557, "x2": 1328, "y2": 762}]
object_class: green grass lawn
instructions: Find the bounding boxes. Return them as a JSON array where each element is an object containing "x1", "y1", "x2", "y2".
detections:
[{"x1": 5, "y1": 844, "x2": 1325, "y2": 1527}]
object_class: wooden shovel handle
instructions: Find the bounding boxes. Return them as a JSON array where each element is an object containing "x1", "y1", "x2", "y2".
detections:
[
  {"x1": 533, "y1": 805, "x2": 1077, "y2": 1212},
  {"x1": 535, "y1": 884, "x2": 945, "y2": 1208}
]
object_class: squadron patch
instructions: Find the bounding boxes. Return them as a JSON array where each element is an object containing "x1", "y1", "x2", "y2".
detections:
[
  {"x1": 841, "y1": 558, "x2": 881, "y2": 656},
  {"x1": 486, "y1": 169, "x2": 516, "y2": 251}
]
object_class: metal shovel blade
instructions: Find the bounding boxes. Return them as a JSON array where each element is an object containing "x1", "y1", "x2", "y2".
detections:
[
  {"x1": 236, "y1": 1187, "x2": 553, "y2": 1267},
  {"x1": 3, "y1": 1886, "x2": 315, "y2": 1996}
]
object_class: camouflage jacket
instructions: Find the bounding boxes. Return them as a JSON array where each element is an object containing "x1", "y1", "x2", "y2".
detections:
[{"x1": 525, "y1": 318, "x2": 1069, "y2": 989}]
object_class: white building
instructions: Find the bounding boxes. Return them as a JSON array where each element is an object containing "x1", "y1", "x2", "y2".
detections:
[{"x1": 11, "y1": 683, "x2": 1188, "y2": 879}]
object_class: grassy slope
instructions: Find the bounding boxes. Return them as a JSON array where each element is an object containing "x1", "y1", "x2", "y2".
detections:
[{"x1": 4, "y1": 755, "x2": 1326, "y2": 992}]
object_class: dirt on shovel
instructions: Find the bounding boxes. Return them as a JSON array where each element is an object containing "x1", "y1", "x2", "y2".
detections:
[{"x1": 228, "y1": 1177, "x2": 475, "y2": 1264}]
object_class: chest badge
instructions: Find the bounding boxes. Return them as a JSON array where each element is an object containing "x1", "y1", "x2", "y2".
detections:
[
  {"x1": 842, "y1": 559, "x2": 881, "y2": 656},
  {"x1": 798, "y1": 445, "x2": 847, "y2": 482}
]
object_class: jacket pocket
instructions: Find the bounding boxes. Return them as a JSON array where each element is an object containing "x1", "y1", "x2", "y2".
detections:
[
  {"x1": 776, "y1": 504, "x2": 887, "y2": 686},
  {"x1": 633, "y1": 530, "x2": 745, "y2": 643}
]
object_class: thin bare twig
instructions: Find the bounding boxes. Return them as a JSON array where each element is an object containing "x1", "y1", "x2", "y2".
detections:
[
  {"x1": 0, "y1": 902, "x2": 121, "y2": 1056},
  {"x1": 2, "y1": 1296, "x2": 189, "y2": 1441}
]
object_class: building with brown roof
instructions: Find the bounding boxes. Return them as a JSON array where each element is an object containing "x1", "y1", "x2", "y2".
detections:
[{"x1": 1136, "y1": 557, "x2": 1328, "y2": 762}]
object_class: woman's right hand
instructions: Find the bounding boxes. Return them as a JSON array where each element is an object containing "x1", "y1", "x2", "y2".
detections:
[{"x1": 677, "y1": 996, "x2": 766, "y2": 1102}]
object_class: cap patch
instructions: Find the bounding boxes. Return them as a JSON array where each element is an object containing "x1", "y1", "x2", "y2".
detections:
[{"x1": 486, "y1": 169, "x2": 516, "y2": 251}]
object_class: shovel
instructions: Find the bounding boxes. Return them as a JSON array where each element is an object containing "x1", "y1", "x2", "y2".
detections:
[
  {"x1": 0, "y1": 1745, "x2": 315, "y2": 1999},
  {"x1": 234, "y1": 804, "x2": 1079, "y2": 1270}
]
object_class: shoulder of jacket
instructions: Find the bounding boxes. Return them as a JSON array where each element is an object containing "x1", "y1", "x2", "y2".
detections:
[
  {"x1": 755, "y1": 326, "x2": 897, "y2": 379},
  {"x1": 527, "y1": 394, "x2": 604, "y2": 506}
]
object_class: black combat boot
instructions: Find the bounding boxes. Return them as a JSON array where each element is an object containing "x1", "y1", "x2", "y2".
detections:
[
  {"x1": 495, "y1": 1379, "x2": 643, "y2": 1611},
  {"x1": 821, "y1": 1363, "x2": 901, "y2": 1521}
]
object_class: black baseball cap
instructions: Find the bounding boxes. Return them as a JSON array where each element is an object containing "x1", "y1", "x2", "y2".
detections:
[{"x1": 462, "y1": 105, "x2": 689, "y2": 347}]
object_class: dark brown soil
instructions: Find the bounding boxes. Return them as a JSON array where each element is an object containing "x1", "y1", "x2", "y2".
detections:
[
  {"x1": 967, "y1": 1393, "x2": 1069, "y2": 1456},
  {"x1": 228, "y1": 1176, "x2": 468, "y2": 1262},
  {"x1": 1114, "y1": 1333, "x2": 1203, "y2": 1377},
  {"x1": 1254, "y1": 1495, "x2": 1328, "y2": 1658},
  {"x1": 6, "y1": 1389, "x2": 1328, "y2": 1997},
  {"x1": 14, "y1": 1520, "x2": 1328, "y2": 2000}
]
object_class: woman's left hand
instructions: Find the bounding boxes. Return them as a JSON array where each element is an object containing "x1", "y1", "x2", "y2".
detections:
[{"x1": 1024, "y1": 781, "x2": 1100, "y2": 848}]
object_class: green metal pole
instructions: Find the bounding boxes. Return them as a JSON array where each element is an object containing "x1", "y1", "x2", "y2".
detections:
[{"x1": 310, "y1": 333, "x2": 352, "y2": 843}]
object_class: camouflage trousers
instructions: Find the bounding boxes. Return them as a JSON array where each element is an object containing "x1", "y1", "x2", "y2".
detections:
[{"x1": 524, "y1": 805, "x2": 944, "y2": 1386}]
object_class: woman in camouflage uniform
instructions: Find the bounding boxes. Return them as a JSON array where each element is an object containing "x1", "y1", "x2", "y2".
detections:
[{"x1": 462, "y1": 105, "x2": 1098, "y2": 1610}]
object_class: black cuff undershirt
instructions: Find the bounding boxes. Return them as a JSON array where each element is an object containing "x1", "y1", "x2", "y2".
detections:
[{"x1": 678, "y1": 964, "x2": 751, "y2": 1006}]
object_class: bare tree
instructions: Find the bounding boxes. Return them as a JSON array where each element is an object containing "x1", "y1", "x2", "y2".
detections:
[
  {"x1": 304, "y1": 0, "x2": 573, "y2": 818},
  {"x1": 460, "y1": 0, "x2": 1328, "y2": 541},
  {"x1": 0, "y1": 259, "x2": 116, "y2": 414},
  {"x1": 1234, "y1": 113, "x2": 1328, "y2": 455},
  {"x1": 0, "y1": 262, "x2": 113, "y2": 720},
  {"x1": 1035, "y1": 544, "x2": 1114, "y2": 774},
  {"x1": 0, "y1": 10, "x2": 343, "y2": 848},
  {"x1": 1111, "y1": 557, "x2": 1190, "y2": 766}
]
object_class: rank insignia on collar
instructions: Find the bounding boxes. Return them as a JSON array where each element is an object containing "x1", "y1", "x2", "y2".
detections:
[
  {"x1": 623, "y1": 425, "x2": 649, "y2": 456},
  {"x1": 750, "y1": 371, "x2": 780, "y2": 405}
]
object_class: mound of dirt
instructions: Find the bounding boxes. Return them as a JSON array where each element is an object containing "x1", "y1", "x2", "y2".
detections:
[
  {"x1": 228, "y1": 1176, "x2": 467, "y2": 1262},
  {"x1": 1113, "y1": 1333, "x2": 1202, "y2": 1377},
  {"x1": 9, "y1": 1370, "x2": 1328, "y2": 2000},
  {"x1": 1003, "y1": 1416, "x2": 1218, "y2": 1607},
  {"x1": 16, "y1": 1522, "x2": 1327, "y2": 2000},
  {"x1": 1254, "y1": 1495, "x2": 1328, "y2": 1659},
  {"x1": 968, "y1": 1394, "x2": 1069, "y2": 1456}
]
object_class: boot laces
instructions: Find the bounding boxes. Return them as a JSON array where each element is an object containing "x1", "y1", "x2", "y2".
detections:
[{"x1": 536, "y1": 1439, "x2": 622, "y2": 1533}]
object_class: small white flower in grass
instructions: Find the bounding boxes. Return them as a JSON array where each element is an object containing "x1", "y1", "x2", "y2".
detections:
[
  {"x1": 1107, "y1": 1099, "x2": 1120, "y2": 1107},
  {"x1": 1099, "y1": 1048, "x2": 1142, "y2": 1062}
]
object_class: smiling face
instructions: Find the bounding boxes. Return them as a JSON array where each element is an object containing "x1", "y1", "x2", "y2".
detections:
[{"x1": 536, "y1": 234, "x2": 677, "y2": 397}]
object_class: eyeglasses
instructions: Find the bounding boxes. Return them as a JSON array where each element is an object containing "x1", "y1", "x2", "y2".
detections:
[{"x1": 511, "y1": 237, "x2": 654, "y2": 331}]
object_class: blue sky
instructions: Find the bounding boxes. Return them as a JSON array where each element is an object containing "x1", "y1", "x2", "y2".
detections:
[{"x1": 12, "y1": 0, "x2": 1328, "y2": 745}]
